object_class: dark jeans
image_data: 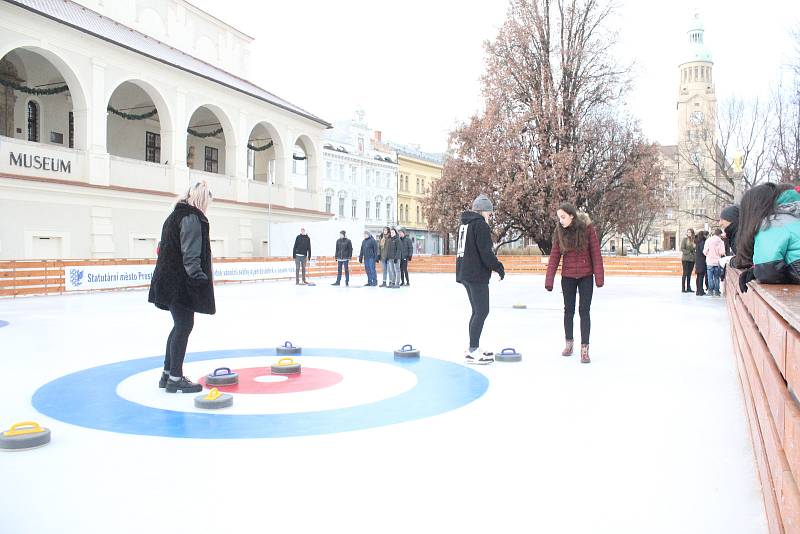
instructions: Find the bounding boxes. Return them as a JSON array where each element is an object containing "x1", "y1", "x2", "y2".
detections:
[
  {"x1": 695, "y1": 271, "x2": 706, "y2": 295},
  {"x1": 562, "y1": 276, "x2": 594, "y2": 345},
  {"x1": 336, "y1": 259, "x2": 350, "y2": 284},
  {"x1": 295, "y1": 255, "x2": 307, "y2": 283},
  {"x1": 463, "y1": 281, "x2": 490, "y2": 349},
  {"x1": 400, "y1": 259, "x2": 410, "y2": 284},
  {"x1": 681, "y1": 260, "x2": 694, "y2": 291},
  {"x1": 364, "y1": 257, "x2": 377, "y2": 285},
  {"x1": 708, "y1": 266, "x2": 721, "y2": 292},
  {"x1": 163, "y1": 304, "x2": 194, "y2": 377}
]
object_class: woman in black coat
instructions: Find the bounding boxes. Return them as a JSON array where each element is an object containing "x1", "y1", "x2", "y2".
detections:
[
  {"x1": 148, "y1": 181, "x2": 215, "y2": 393},
  {"x1": 694, "y1": 231, "x2": 708, "y2": 296}
]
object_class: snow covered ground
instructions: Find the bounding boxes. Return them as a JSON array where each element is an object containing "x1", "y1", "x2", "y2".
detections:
[{"x1": 0, "y1": 274, "x2": 766, "y2": 534}]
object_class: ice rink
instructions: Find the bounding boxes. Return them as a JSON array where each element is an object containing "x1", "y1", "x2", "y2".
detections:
[{"x1": 0, "y1": 273, "x2": 766, "y2": 534}]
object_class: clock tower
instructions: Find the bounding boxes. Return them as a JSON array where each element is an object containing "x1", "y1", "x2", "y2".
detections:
[{"x1": 677, "y1": 12, "x2": 716, "y2": 177}]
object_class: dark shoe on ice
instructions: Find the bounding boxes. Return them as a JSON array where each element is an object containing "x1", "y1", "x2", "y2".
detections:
[
  {"x1": 380, "y1": 282, "x2": 386, "y2": 287},
  {"x1": 159, "y1": 372, "x2": 169, "y2": 389},
  {"x1": 465, "y1": 349, "x2": 494, "y2": 365},
  {"x1": 165, "y1": 376, "x2": 202, "y2": 393},
  {"x1": 331, "y1": 282, "x2": 340, "y2": 286}
]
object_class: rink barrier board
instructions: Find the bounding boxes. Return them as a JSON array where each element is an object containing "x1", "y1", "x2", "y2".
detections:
[
  {"x1": 1, "y1": 255, "x2": 683, "y2": 297},
  {"x1": 727, "y1": 270, "x2": 800, "y2": 534}
]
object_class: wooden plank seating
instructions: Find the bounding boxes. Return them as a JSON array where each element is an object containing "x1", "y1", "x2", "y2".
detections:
[{"x1": 727, "y1": 269, "x2": 800, "y2": 534}]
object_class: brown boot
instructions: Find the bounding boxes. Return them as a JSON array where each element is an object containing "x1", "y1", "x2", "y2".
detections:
[
  {"x1": 580, "y1": 344, "x2": 591, "y2": 364},
  {"x1": 562, "y1": 340, "x2": 574, "y2": 357}
]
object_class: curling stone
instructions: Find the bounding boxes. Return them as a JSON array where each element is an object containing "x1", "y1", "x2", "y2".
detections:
[
  {"x1": 512, "y1": 304, "x2": 527, "y2": 310},
  {"x1": 194, "y1": 388, "x2": 233, "y2": 410},
  {"x1": 496, "y1": 348, "x2": 522, "y2": 362},
  {"x1": 394, "y1": 344, "x2": 420, "y2": 359},
  {"x1": 205, "y1": 367, "x2": 238, "y2": 386},
  {"x1": 0, "y1": 421, "x2": 51, "y2": 451},
  {"x1": 276, "y1": 341, "x2": 302, "y2": 356},
  {"x1": 271, "y1": 357, "x2": 301, "y2": 375}
]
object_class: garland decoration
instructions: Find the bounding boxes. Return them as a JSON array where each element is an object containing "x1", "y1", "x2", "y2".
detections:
[
  {"x1": 107, "y1": 105, "x2": 158, "y2": 120},
  {"x1": 247, "y1": 140, "x2": 274, "y2": 152},
  {"x1": 0, "y1": 78, "x2": 69, "y2": 95},
  {"x1": 187, "y1": 126, "x2": 224, "y2": 138},
  {"x1": 293, "y1": 154, "x2": 307, "y2": 161}
]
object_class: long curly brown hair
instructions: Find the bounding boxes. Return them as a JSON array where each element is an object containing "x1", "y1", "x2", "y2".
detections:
[{"x1": 554, "y1": 203, "x2": 587, "y2": 252}]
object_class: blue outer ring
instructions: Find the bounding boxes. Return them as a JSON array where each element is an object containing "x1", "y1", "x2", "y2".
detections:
[
  {"x1": 0, "y1": 320, "x2": 9, "y2": 328},
  {"x1": 32, "y1": 348, "x2": 489, "y2": 439}
]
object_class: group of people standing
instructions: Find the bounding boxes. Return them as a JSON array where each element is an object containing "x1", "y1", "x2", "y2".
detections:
[
  {"x1": 145, "y1": 177, "x2": 798, "y2": 393},
  {"x1": 680, "y1": 183, "x2": 800, "y2": 297},
  {"x1": 291, "y1": 226, "x2": 414, "y2": 287}
]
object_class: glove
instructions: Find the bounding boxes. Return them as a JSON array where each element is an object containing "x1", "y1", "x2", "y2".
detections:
[
  {"x1": 358, "y1": 258, "x2": 363, "y2": 263},
  {"x1": 497, "y1": 264, "x2": 505, "y2": 280},
  {"x1": 188, "y1": 276, "x2": 209, "y2": 288},
  {"x1": 738, "y1": 268, "x2": 756, "y2": 293},
  {"x1": 545, "y1": 285, "x2": 553, "y2": 292}
]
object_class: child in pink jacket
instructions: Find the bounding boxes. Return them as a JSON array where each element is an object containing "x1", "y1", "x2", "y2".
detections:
[{"x1": 703, "y1": 228, "x2": 726, "y2": 296}]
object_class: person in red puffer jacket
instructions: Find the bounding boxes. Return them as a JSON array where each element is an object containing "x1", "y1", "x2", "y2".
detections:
[{"x1": 545, "y1": 203, "x2": 605, "y2": 364}]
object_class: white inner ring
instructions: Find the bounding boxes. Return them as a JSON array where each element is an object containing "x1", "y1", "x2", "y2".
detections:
[
  {"x1": 116, "y1": 355, "x2": 418, "y2": 415},
  {"x1": 253, "y1": 375, "x2": 289, "y2": 383}
]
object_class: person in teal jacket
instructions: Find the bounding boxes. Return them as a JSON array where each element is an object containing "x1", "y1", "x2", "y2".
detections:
[{"x1": 736, "y1": 183, "x2": 800, "y2": 292}]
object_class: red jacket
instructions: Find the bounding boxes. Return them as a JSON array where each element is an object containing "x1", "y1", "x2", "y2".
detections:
[{"x1": 545, "y1": 222, "x2": 605, "y2": 289}]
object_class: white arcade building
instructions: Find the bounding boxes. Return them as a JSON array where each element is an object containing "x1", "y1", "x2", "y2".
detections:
[{"x1": 0, "y1": 0, "x2": 331, "y2": 260}]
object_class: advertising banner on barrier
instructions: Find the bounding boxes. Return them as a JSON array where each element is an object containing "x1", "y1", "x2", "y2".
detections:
[
  {"x1": 212, "y1": 261, "x2": 297, "y2": 281},
  {"x1": 64, "y1": 261, "x2": 300, "y2": 291},
  {"x1": 64, "y1": 265, "x2": 154, "y2": 291}
]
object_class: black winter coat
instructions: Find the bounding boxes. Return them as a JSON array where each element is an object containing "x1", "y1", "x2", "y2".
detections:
[
  {"x1": 335, "y1": 237, "x2": 353, "y2": 260},
  {"x1": 387, "y1": 236, "x2": 401, "y2": 260},
  {"x1": 695, "y1": 237, "x2": 707, "y2": 274},
  {"x1": 456, "y1": 211, "x2": 503, "y2": 284},
  {"x1": 148, "y1": 202, "x2": 215, "y2": 314},
  {"x1": 400, "y1": 236, "x2": 413, "y2": 260},
  {"x1": 359, "y1": 236, "x2": 379, "y2": 261},
  {"x1": 293, "y1": 234, "x2": 311, "y2": 259}
]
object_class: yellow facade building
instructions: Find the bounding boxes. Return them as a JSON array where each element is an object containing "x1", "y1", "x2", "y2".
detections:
[{"x1": 394, "y1": 147, "x2": 444, "y2": 254}]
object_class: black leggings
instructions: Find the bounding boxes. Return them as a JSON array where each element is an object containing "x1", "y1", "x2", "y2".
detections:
[
  {"x1": 562, "y1": 276, "x2": 594, "y2": 345},
  {"x1": 681, "y1": 261, "x2": 694, "y2": 291},
  {"x1": 463, "y1": 282, "x2": 489, "y2": 349},
  {"x1": 696, "y1": 272, "x2": 706, "y2": 295},
  {"x1": 163, "y1": 304, "x2": 194, "y2": 377},
  {"x1": 400, "y1": 259, "x2": 410, "y2": 284}
]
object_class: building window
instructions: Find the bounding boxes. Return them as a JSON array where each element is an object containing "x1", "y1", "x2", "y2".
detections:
[
  {"x1": 326, "y1": 161, "x2": 332, "y2": 179},
  {"x1": 416, "y1": 205, "x2": 420, "y2": 223},
  {"x1": 27, "y1": 101, "x2": 39, "y2": 142},
  {"x1": 247, "y1": 149, "x2": 255, "y2": 178},
  {"x1": 146, "y1": 132, "x2": 161, "y2": 163},
  {"x1": 422, "y1": 179, "x2": 426, "y2": 192},
  {"x1": 50, "y1": 132, "x2": 63, "y2": 144},
  {"x1": 204, "y1": 146, "x2": 218, "y2": 173},
  {"x1": 366, "y1": 201, "x2": 371, "y2": 220},
  {"x1": 376, "y1": 202, "x2": 381, "y2": 220},
  {"x1": 416, "y1": 178, "x2": 420, "y2": 193},
  {"x1": 325, "y1": 195, "x2": 332, "y2": 213},
  {"x1": 351, "y1": 166, "x2": 357, "y2": 183},
  {"x1": 386, "y1": 203, "x2": 391, "y2": 222},
  {"x1": 338, "y1": 164, "x2": 345, "y2": 181},
  {"x1": 352, "y1": 199, "x2": 357, "y2": 218},
  {"x1": 68, "y1": 112, "x2": 74, "y2": 149},
  {"x1": 339, "y1": 196, "x2": 345, "y2": 218}
]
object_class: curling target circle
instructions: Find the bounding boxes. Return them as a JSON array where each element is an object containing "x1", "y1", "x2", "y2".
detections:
[{"x1": 32, "y1": 347, "x2": 489, "y2": 439}]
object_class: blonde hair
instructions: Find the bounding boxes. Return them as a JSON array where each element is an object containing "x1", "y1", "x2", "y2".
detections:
[{"x1": 182, "y1": 180, "x2": 212, "y2": 213}]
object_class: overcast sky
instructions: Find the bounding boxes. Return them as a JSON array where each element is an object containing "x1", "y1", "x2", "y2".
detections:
[{"x1": 189, "y1": 0, "x2": 800, "y2": 153}]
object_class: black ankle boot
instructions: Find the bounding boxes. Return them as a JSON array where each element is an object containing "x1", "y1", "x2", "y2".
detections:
[{"x1": 165, "y1": 376, "x2": 202, "y2": 393}]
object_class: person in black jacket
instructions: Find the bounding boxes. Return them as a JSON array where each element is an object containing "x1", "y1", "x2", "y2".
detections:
[
  {"x1": 398, "y1": 228, "x2": 413, "y2": 286},
  {"x1": 293, "y1": 228, "x2": 311, "y2": 285},
  {"x1": 386, "y1": 227, "x2": 401, "y2": 288},
  {"x1": 358, "y1": 231, "x2": 379, "y2": 286},
  {"x1": 456, "y1": 194, "x2": 505, "y2": 364},
  {"x1": 332, "y1": 230, "x2": 353, "y2": 286},
  {"x1": 148, "y1": 181, "x2": 215, "y2": 393},
  {"x1": 694, "y1": 231, "x2": 708, "y2": 296}
]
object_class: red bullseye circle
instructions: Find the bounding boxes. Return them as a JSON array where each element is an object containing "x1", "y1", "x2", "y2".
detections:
[{"x1": 198, "y1": 367, "x2": 343, "y2": 394}]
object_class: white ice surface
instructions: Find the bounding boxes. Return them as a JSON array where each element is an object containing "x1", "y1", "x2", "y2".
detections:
[{"x1": 0, "y1": 274, "x2": 767, "y2": 534}]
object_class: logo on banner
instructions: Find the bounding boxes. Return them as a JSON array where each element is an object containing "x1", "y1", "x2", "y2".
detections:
[{"x1": 69, "y1": 269, "x2": 85, "y2": 288}]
